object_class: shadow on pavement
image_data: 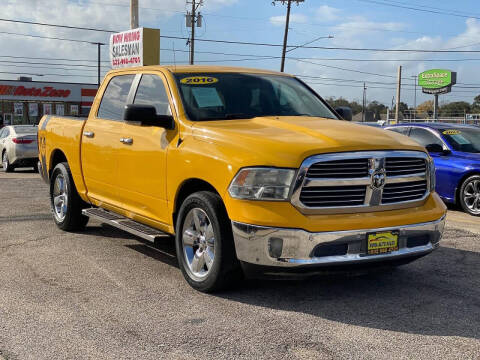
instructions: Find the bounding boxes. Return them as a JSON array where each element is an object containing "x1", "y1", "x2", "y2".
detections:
[
  {"x1": 82, "y1": 223, "x2": 480, "y2": 339},
  {"x1": 220, "y1": 246, "x2": 480, "y2": 339}
]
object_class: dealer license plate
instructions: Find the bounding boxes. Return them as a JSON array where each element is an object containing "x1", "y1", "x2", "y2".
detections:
[{"x1": 367, "y1": 231, "x2": 399, "y2": 255}]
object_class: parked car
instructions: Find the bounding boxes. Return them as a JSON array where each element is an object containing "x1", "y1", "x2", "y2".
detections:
[
  {"x1": 0, "y1": 125, "x2": 38, "y2": 172},
  {"x1": 386, "y1": 123, "x2": 480, "y2": 216},
  {"x1": 38, "y1": 66, "x2": 446, "y2": 292}
]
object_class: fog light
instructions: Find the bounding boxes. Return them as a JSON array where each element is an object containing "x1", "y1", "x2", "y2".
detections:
[{"x1": 268, "y1": 237, "x2": 283, "y2": 258}]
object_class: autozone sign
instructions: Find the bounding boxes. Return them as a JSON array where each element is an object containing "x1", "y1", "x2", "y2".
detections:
[{"x1": 0, "y1": 85, "x2": 71, "y2": 98}]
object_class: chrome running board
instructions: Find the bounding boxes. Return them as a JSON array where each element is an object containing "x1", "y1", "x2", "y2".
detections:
[{"x1": 82, "y1": 208, "x2": 170, "y2": 242}]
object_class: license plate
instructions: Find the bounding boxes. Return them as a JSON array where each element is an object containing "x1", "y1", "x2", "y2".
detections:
[{"x1": 367, "y1": 231, "x2": 399, "y2": 255}]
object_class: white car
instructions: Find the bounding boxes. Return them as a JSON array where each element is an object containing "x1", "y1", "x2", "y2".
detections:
[{"x1": 0, "y1": 125, "x2": 38, "y2": 172}]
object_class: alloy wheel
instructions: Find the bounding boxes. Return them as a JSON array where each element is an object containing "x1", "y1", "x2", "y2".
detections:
[
  {"x1": 181, "y1": 208, "x2": 216, "y2": 279},
  {"x1": 52, "y1": 174, "x2": 68, "y2": 221},
  {"x1": 463, "y1": 179, "x2": 480, "y2": 215}
]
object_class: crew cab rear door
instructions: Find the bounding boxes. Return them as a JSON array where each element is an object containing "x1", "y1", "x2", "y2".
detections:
[
  {"x1": 81, "y1": 74, "x2": 135, "y2": 209},
  {"x1": 116, "y1": 72, "x2": 175, "y2": 224}
]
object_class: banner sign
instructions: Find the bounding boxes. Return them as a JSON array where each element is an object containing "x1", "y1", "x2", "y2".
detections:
[
  {"x1": 14, "y1": 103, "x2": 23, "y2": 116},
  {"x1": 28, "y1": 103, "x2": 38, "y2": 117},
  {"x1": 109, "y1": 27, "x2": 160, "y2": 69},
  {"x1": 43, "y1": 103, "x2": 52, "y2": 115},
  {"x1": 418, "y1": 69, "x2": 456, "y2": 90}
]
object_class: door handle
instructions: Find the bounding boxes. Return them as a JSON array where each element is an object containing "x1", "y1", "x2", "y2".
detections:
[
  {"x1": 120, "y1": 137, "x2": 133, "y2": 145},
  {"x1": 83, "y1": 131, "x2": 94, "y2": 138}
]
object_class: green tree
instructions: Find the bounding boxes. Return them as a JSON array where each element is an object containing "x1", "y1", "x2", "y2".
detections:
[
  {"x1": 326, "y1": 97, "x2": 362, "y2": 115},
  {"x1": 472, "y1": 95, "x2": 480, "y2": 112},
  {"x1": 439, "y1": 101, "x2": 471, "y2": 117},
  {"x1": 367, "y1": 101, "x2": 387, "y2": 120}
]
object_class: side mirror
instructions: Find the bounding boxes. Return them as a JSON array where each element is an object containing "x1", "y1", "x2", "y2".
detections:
[
  {"x1": 123, "y1": 104, "x2": 175, "y2": 129},
  {"x1": 335, "y1": 107, "x2": 353, "y2": 121},
  {"x1": 426, "y1": 143, "x2": 450, "y2": 155}
]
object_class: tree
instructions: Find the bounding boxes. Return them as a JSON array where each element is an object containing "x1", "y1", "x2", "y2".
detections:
[
  {"x1": 439, "y1": 101, "x2": 471, "y2": 117},
  {"x1": 367, "y1": 101, "x2": 387, "y2": 120},
  {"x1": 326, "y1": 97, "x2": 362, "y2": 115},
  {"x1": 417, "y1": 100, "x2": 434, "y2": 116},
  {"x1": 392, "y1": 102, "x2": 408, "y2": 115},
  {"x1": 472, "y1": 95, "x2": 480, "y2": 112}
]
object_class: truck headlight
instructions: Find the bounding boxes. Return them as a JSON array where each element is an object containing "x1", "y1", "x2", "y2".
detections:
[
  {"x1": 228, "y1": 167, "x2": 296, "y2": 201},
  {"x1": 428, "y1": 157, "x2": 436, "y2": 192}
]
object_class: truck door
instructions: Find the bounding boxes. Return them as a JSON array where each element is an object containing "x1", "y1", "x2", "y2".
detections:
[
  {"x1": 116, "y1": 73, "x2": 175, "y2": 224},
  {"x1": 81, "y1": 74, "x2": 135, "y2": 210}
]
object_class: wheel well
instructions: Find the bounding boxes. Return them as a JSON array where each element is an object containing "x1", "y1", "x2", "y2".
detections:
[
  {"x1": 456, "y1": 171, "x2": 480, "y2": 204},
  {"x1": 173, "y1": 179, "x2": 220, "y2": 229},
  {"x1": 49, "y1": 150, "x2": 68, "y2": 178}
]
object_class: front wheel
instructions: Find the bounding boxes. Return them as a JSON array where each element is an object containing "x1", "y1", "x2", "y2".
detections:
[
  {"x1": 2, "y1": 151, "x2": 13, "y2": 172},
  {"x1": 175, "y1": 191, "x2": 242, "y2": 292},
  {"x1": 50, "y1": 162, "x2": 89, "y2": 231},
  {"x1": 459, "y1": 175, "x2": 480, "y2": 216}
]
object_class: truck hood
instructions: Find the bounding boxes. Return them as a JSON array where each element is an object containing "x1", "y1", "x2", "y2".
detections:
[{"x1": 191, "y1": 116, "x2": 425, "y2": 167}]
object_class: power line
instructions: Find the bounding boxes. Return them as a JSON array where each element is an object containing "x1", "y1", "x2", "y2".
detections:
[
  {"x1": 0, "y1": 31, "x2": 105, "y2": 44},
  {"x1": 2, "y1": 18, "x2": 480, "y2": 53},
  {"x1": 0, "y1": 55, "x2": 110, "y2": 63},
  {"x1": 355, "y1": 0, "x2": 480, "y2": 21}
]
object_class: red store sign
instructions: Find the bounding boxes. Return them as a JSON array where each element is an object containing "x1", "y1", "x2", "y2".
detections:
[{"x1": 0, "y1": 85, "x2": 71, "y2": 98}]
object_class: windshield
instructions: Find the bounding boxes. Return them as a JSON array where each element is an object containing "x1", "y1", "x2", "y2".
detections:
[
  {"x1": 174, "y1": 72, "x2": 337, "y2": 121},
  {"x1": 14, "y1": 126, "x2": 37, "y2": 134},
  {"x1": 441, "y1": 128, "x2": 480, "y2": 153}
]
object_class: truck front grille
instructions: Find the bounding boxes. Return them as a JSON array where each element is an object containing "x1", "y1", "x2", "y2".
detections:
[
  {"x1": 300, "y1": 185, "x2": 366, "y2": 208},
  {"x1": 385, "y1": 157, "x2": 426, "y2": 176},
  {"x1": 291, "y1": 151, "x2": 430, "y2": 214},
  {"x1": 306, "y1": 159, "x2": 369, "y2": 179},
  {"x1": 382, "y1": 180, "x2": 428, "y2": 204}
]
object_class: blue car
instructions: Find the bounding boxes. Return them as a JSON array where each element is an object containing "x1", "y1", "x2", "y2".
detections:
[{"x1": 386, "y1": 123, "x2": 480, "y2": 216}]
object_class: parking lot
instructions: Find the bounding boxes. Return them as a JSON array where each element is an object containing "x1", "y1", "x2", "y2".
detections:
[{"x1": 0, "y1": 170, "x2": 479, "y2": 360}]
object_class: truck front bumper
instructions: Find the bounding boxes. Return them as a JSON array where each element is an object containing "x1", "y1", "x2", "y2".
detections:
[{"x1": 232, "y1": 216, "x2": 445, "y2": 269}]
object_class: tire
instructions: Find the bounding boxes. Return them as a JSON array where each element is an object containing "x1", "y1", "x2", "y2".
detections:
[
  {"x1": 33, "y1": 161, "x2": 39, "y2": 173},
  {"x1": 50, "y1": 162, "x2": 89, "y2": 231},
  {"x1": 2, "y1": 151, "x2": 13, "y2": 172},
  {"x1": 175, "y1": 191, "x2": 242, "y2": 292},
  {"x1": 459, "y1": 174, "x2": 480, "y2": 216}
]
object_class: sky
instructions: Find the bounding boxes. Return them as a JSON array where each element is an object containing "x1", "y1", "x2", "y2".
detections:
[{"x1": 1, "y1": 0, "x2": 480, "y2": 108}]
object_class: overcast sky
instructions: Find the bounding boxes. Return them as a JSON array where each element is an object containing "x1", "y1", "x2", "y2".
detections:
[{"x1": 1, "y1": 0, "x2": 480, "y2": 107}]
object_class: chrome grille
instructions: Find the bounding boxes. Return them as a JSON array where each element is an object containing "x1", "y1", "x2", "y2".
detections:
[
  {"x1": 385, "y1": 157, "x2": 426, "y2": 176},
  {"x1": 291, "y1": 151, "x2": 431, "y2": 214},
  {"x1": 382, "y1": 180, "x2": 428, "y2": 204},
  {"x1": 306, "y1": 159, "x2": 369, "y2": 179},
  {"x1": 300, "y1": 185, "x2": 366, "y2": 207}
]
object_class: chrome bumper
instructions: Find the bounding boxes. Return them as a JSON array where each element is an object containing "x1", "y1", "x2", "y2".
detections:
[{"x1": 232, "y1": 216, "x2": 445, "y2": 268}]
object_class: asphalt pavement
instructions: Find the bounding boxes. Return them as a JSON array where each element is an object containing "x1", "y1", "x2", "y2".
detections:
[{"x1": 0, "y1": 170, "x2": 479, "y2": 359}]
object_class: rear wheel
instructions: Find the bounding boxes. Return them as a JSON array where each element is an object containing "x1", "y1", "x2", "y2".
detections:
[
  {"x1": 2, "y1": 151, "x2": 13, "y2": 172},
  {"x1": 459, "y1": 175, "x2": 480, "y2": 216},
  {"x1": 175, "y1": 191, "x2": 242, "y2": 292},
  {"x1": 50, "y1": 162, "x2": 89, "y2": 231}
]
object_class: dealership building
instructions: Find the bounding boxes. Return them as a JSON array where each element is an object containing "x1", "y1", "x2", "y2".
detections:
[{"x1": 0, "y1": 78, "x2": 97, "y2": 126}]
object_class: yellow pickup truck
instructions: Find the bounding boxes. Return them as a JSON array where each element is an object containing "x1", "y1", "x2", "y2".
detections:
[{"x1": 38, "y1": 65, "x2": 446, "y2": 292}]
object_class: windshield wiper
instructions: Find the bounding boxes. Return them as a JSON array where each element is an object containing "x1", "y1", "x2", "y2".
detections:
[
  {"x1": 223, "y1": 113, "x2": 255, "y2": 119},
  {"x1": 199, "y1": 113, "x2": 255, "y2": 121}
]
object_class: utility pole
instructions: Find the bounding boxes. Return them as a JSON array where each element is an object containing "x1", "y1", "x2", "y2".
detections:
[
  {"x1": 273, "y1": 0, "x2": 304, "y2": 72},
  {"x1": 130, "y1": 0, "x2": 139, "y2": 29},
  {"x1": 411, "y1": 75, "x2": 417, "y2": 119},
  {"x1": 91, "y1": 42, "x2": 105, "y2": 88},
  {"x1": 395, "y1": 66, "x2": 402, "y2": 123},
  {"x1": 97, "y1": 43, "x2": 101, "y2": 87},
  {"x1": 186, "y1": 0, "x2": 203, "y2": 65},
  {"x1": 362, "y1": 82, "x2": 367, "y2": 122}
]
